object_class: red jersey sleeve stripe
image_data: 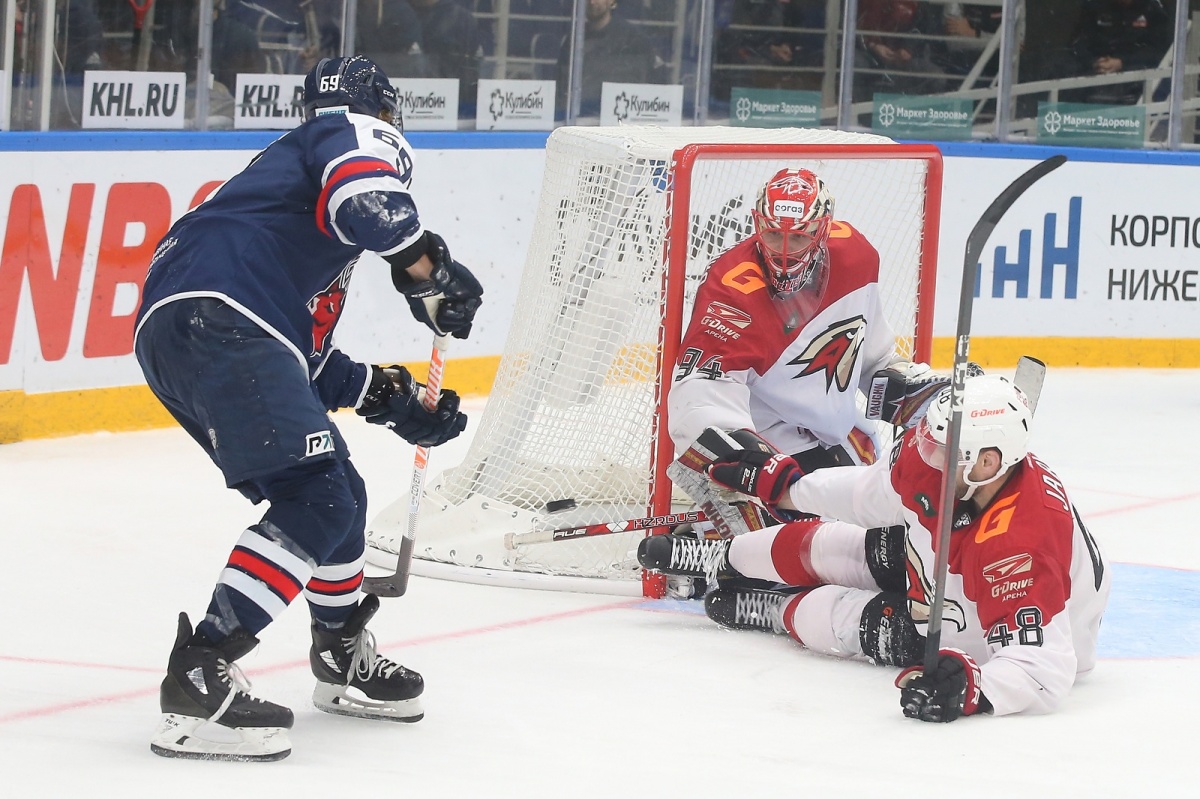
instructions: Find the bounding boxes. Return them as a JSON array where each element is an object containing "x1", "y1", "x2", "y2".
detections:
[{"x1": 315, "y1": 157, "x2": 400, "y2": 237}]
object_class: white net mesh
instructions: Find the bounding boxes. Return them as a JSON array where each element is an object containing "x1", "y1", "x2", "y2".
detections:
[{"x1": 366, "y1": 126, "x2": 937, "y2": 588}]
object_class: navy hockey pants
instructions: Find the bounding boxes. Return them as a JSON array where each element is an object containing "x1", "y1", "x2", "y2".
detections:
[{"x1": 136, "y1": 297, "x2": 368, "y2": 636}]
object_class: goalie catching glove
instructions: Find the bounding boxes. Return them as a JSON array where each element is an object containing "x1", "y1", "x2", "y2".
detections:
[
  {"x1": 866, "y1": 361, "x2": 983, "y2": 429},
  {"x1": 895, "y1": 648, "x2": 991, "y2": 723},
  {"x1": 356, "y1": 365, "x2": 466, "y2": 447},
  {"x1": 391, "y1": 232, "x2": 483, "y2": 339}
]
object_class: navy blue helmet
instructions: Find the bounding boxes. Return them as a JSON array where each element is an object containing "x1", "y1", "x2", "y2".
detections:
[{"x1": 302, "y1": 56, "x2": 402, "y2": 130}]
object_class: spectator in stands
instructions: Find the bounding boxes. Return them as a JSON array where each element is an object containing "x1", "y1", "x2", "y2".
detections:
[
  {"x1": 210, "y1": 0, "x2": 267, "y2": 92},
  {"x1": 154, "y1": 0, "x2": 263, "y2": 126},
  {"x1": 937, "y1": 3, "x2": 1003, "y2": 82},
  {"x1": 556, "y1": 0, "x2": 662, "y2": 117},
  {"x1": 854, "y1": 0, "x2": 948, "y2": 100},
  {"x1": 1066, "y1": 0, "x2": 1172, "y2": 105},
  {"x1": 409, "y1": 0, "x2": 484, "y2": 112},
  {"x1": 9, "y1": 0, "x2": 105, "y2": 128},
  {"x1": 712, "y1": 0, "x2": 827, "y2": 101},
  {"x1": 52, "y1": 0, "x2": 106, "y2": 127},
  {"x1": 357, "y1": 0, "x2": 431, "y2": 80}
]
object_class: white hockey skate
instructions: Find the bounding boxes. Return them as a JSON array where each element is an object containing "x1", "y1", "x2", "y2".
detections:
[
  {"x1": 150, "y1": 614, "x2": 293, "y2": 762},
  {"x1": 310, "y1": 594, "x2": 424, "y2": 722}
]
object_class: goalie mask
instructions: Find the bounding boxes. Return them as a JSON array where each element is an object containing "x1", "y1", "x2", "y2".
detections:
[
  {"x1": 752, "y1": 168, "x2": 834, "y2": 296},
  {"x1": 915, "y1": 374, "x2": 1033, "y2": 489},
  {"x1": 303, "y1": 55, "x2": 402, "y2": 132}
]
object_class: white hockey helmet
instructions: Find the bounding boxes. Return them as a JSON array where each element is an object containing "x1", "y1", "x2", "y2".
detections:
[{"x1": 916, "y1": 374, "x2": 1033, "y2": 474}]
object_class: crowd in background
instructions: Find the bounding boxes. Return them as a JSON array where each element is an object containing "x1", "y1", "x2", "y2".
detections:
[{"x1": 3, "y1": 0, "x2": 1192, "y2": 137}]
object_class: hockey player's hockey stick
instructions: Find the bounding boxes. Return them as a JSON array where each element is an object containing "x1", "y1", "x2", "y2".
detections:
[
  {"x1": 503, "y1": 510, "x2": 709, "y2": 549},
  {"x1": 364, "y1": 323, "x2": 452, "y2": 598},
  {"x1": 923, "y1": 156, "x2": 1066, "y2": 669},
  {"x1": 1013, "y1": 355, "x2": 1046, "y2": 413}
]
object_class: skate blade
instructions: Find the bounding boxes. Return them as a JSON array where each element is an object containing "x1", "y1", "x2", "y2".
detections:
[
  {"x1": 150, "y1": 713, "x2": 291, "y2": 761},
  {"x1": 313, "y1": 683, "x2": 424, "y2": 723}
]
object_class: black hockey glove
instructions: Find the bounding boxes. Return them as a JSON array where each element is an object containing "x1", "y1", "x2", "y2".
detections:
[
  {"x1": 397, "y1": 232, "x2": 483, "y2": 340},
  {"x1": 895, "y1": 648, "x2": 990, "y2": 723},
  {"x1": 707, "y1": 448, "x2": 805, "y2": 517},
  {"x1": 356, "y1": 365, "x2": 467, "y2": 447}
]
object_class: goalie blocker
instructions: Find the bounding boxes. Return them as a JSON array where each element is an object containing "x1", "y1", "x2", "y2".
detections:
[{"x1": 865, "y1": 361, "x2": 983, "y2": 429}]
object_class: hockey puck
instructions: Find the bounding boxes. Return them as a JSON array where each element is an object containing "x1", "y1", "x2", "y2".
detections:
[{"x1": 545, "y1": 498, "x2": 577, "y2": 513}]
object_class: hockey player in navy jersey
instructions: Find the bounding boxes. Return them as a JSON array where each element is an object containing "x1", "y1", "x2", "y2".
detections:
[{"x1": 134, "y1": 56, "x2": 483, "y2": 761}]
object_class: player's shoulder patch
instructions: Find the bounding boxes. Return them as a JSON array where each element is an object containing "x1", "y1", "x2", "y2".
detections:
[
  {"x1": 705, "y1": 242, "x2": 774, "y2": 304},
  {"x1": 827, "y1": 220, "x2": 859, "y2": 240},
  {"x1": 825, "y1": 222, "x2": 880, "y2": 287}
]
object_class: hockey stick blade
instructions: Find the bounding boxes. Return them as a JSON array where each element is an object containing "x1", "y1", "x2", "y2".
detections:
[
  {"x1": 363, "y1": 534, "x2": 414, "y2": 597},
  {"x1": 964, "y1": 156, "x2": 1067, "y2": 270},
  {"x1": 503, "y1": 510, "x2": 708, "y2": 549},
  {"x1": 925, "y1": 156, "x2": 1066, "y2": 669},
  {"x1": 1013, "y1": 355, "x2": 1046, "y2": 414}
]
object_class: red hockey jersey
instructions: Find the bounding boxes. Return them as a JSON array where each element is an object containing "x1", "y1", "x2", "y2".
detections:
[
  {"x1": 668, "y1": 224, "x2": 898, "y2": 460},
  {"x1": 790, "y1": 433, "x2": 1110, "y2": 715}
]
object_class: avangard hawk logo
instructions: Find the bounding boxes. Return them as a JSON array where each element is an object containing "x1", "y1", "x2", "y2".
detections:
[
  {"x1": 905, "y1": 537, "x2": 966, "y2": 632},
  {"x1": 787, "y1": 316, "x2": 866, "y2": 391}
]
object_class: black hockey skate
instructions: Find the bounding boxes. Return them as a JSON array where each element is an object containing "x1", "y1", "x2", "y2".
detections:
[
  {"x1": 150, "y1": 613, "x2": 293, "y2": 762},
  {"x1": 637, "y1": 532, "x2": 735, "y2": 580},
  {"x1": 310, "y1": 593, "x2": 424, "y2": 722},
  {"x1": 704, "y1": 585, "x2": 803, "y2": 635}
]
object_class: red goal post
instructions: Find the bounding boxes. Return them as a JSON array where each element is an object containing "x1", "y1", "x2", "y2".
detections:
[{"x1": 365, "y1": 128, "x2": 943, "y2": 598}]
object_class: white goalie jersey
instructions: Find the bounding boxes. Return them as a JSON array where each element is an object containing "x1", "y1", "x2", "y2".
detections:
[{"x1": 667, "y1": 226, "x2": 898, "y2": 463}]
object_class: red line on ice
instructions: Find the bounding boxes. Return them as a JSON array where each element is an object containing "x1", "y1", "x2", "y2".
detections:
[{"x1": 0, "y1": 599, "x2": 640, "y2": 724}]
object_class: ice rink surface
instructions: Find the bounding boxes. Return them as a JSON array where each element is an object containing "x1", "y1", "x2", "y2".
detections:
[{"x1": 2, "y1": 369, "x2": 1198, "y2": 798}]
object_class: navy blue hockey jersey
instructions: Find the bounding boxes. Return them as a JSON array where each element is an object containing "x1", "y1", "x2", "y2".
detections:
[{"x1": 135, "y1": 110, "x2": 422, "y2": 409}]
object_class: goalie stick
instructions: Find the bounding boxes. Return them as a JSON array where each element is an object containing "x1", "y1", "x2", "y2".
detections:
[
  {"x1": 503, "y1": 510, "x2": 709, "y2": 549},
  {"x1": 364, "y1": 309, "x2": 451, "y2": 598},
  {"x1": 923, "y1": 156, "x2": 1066, "y2": 672}
]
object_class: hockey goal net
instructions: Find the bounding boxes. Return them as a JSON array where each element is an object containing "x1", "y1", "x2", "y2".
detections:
[{"x1": 366, "y1": 127, "x2": 941, "y2": 596}]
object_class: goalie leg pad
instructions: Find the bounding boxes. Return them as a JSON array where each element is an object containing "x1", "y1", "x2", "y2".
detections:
[
  {"x1": 859, "y1": 591, "x2": 923, "y2": 667},
  {"x1": 865, "y1": 525, "x2": 908, "y2": 593}
]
